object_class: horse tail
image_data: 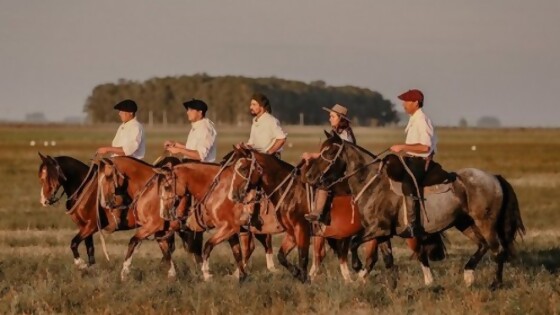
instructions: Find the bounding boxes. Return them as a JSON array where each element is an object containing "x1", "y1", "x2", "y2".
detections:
[
  {"x1": 495, "y1": 174, "x2": 526, "y2": 261},
  {"x1": 421, "y1": 232, "x2": 447, "y2": 262}
]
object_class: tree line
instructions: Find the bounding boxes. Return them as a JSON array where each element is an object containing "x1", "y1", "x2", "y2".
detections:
[{"x1": 84, "y1": 74, "x2": 399, "y2": 126}]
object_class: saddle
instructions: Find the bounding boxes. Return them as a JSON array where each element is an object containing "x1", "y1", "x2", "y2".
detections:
[{"x1": 388, "y1": 161, "x2": 457, "y2": 197}]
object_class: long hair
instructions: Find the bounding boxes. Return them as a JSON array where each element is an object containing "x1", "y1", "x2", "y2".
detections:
[
  {"x1": 252, "y1": 93, "x2": 272, "y2": 114},
  {"x1": 334, "y1": 117, "x2": 356, "y2": 144}
]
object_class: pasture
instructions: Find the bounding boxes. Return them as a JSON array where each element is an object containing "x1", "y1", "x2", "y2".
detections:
[{"x1": 1, "y1": 124, "x2": 559, "y2": 314}]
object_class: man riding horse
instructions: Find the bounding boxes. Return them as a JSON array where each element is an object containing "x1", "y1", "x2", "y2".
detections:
[
  {"x1": 163, "y1": 99, "x2": 218, "y2": 230},
  {"x1": 389, "y1": 89, "x2": 436, "y2": 238},
  {"x1": 237, "y1": 92, "x2": 287, "y2": 226},
  {"x1": 96, "y1": 99, "x2": 146, "y2": 231}
]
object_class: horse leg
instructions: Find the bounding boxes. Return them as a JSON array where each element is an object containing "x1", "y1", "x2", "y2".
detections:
[
  {"x1": 155, "y1": 232, "x2": 177, "y2": 280},
  {"x1": 121, "y1": 235, "x2": 141, "y2": 281},
  {"x1": 255, "y1": 233, "x2": 277, "y2": 272},
  {"x1": 228, "y1": 234, "x2": 248, "y2": 282},
  {"x1": 336, "y1": 238, "x2": 353, "y2": 283},
  {"x1": 201, "y1": 225, "x2": 237, "y2": 281},
  {"x1": 181, "y1": 230, "x2": 203, "y2": 266},
  {"x1": 350, "y1": 232, "x2": 364, "y2": 272},
  {"x1": 357, "y1": 239, "x2": 379, "y2": 283},
  {"x1": 71, "y1": 224, "x2": 97, "y2": 269},
  {"x1": 277, "y1": 234, "x2": 298, "y2": 277},
  {"x1": 294, "y1": 224, "x2": 311, "y2": 283},
  {"x1": 84, "y1": 235, "x2": 95, "y2": 266},
  {"x1": 476, "y1": 220, "x2": 503, "y2": 289},
  {"x1": 456, "y1": 222, "x2": 489, "y2": 287},
  {"x1": 407, "y1": 238, "x2": 434, "y2": 286},
  {"x1": 239, "y1": 231, "x2": 254, "y2": 270},
  {"x1": 309, "y1": 236, "x2": 326, "y2": 281}
]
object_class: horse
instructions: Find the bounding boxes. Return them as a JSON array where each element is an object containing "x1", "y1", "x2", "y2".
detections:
[
  {"x1": 96, "y1": 156, "x2": 275, "y2": 281},
  {"x1": 302, "y1": 132, "x2": 525, "y2": 288},
  {"x1": 37, "y1": 153, "x2": 201, "y2": 273},
  {"x1": 228, "y1": 147, "x2": 446, "y2": 283}
]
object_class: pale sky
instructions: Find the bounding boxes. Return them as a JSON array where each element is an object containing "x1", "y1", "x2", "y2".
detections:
[{"x1": 0, "y1": 0, "x2": 558, "y2": 126}]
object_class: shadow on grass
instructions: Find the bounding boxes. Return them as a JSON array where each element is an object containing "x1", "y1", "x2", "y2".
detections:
[{"x1": 517, "y1": 247, "x2": 560, "y2": 273}]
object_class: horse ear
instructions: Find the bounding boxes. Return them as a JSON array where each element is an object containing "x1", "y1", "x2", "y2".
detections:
[
  {"x1": 323, "y1": 130, "x2": 332, "y2": 139},
  {"x1": 38, "y1": 152, "x2": 47, "y2": 162},
  {"x1": 332, "y1": 132, "x2": 341, "y2": 141}
]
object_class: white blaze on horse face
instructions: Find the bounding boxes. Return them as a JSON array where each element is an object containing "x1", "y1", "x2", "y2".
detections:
[
  {"x1": 40, "y1": 168, "x2": 49, "y2": 206},
  {"x1": 40, "y1": 187, "x2": 47, "y2": 206}
]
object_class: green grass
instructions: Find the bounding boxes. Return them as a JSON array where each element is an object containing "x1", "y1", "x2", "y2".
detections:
[{"x1": 1, "y1": 124, "x2": 560, "y2": 314}]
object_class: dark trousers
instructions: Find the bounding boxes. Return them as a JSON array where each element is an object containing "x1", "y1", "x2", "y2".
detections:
[{"x1": 401, "y1": 156, "x2": 430, "y2": 231}]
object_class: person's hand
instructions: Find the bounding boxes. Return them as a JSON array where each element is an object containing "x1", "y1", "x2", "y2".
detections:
[
  {"x1": 96, "y1": 147, "x2": 109, "y2": 155},
  {"x1": 390, "y1": 145, "x2": 404, "y2": 153},
  {"x1": 166, "y1": 146, "x2": 180, "y2": 154},
  {"x1": 302, "y1": 152, "x2": 312, "y2": 160},
  {"x1": 163, "y1": 140, "x2": 174, "y2": 148}
]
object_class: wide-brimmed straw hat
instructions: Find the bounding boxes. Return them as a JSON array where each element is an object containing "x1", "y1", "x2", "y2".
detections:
[{"x1": 322, "y1": 104, "x2": 349, "y2": 121}]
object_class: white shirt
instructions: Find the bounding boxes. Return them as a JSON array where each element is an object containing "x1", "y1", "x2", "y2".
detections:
[
  {"x1": 111, "y1": 117, "x2": 145, "y2": 159},
  {"x1": 338, "y1": 129, "x2": 355, "y2": 144},
  {"x1": 404, "y1": 108, "x2": 437, "y2": 158},
  {"x1": 185, "y1": 118, "x2": 217, "y2": 162},
  {"x1": 247, "y1": 112, "x2": 287, "y2": 153}
]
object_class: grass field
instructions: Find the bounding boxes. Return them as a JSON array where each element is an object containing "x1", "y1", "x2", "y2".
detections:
[{"x1": 1, "y1": 124, "x2": 559, "y2": 314}]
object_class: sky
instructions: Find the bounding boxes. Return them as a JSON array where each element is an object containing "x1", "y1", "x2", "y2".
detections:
[{"x1": 0, "y1": 0, "x2": 558, "y2": 126}]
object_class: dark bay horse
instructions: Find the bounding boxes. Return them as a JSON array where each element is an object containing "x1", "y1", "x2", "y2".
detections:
[
  {"x1": 303, "y1": 132, "x2": 525, "y2": 288},
  {"x1": 38, "y1": 153, "x2": 200, "y2": 273}
]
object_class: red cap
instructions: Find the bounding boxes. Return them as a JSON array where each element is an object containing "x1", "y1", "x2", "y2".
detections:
[{"x1": 398, "y1": 89, "x2": 424, "y2": 102}]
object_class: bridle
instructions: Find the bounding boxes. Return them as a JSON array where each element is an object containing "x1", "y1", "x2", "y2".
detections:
[
  {"x1": 315, "y1": 142, "x2": 345, "y2": 188},
  {"x1": 231, "y1": 151, "x2": 263, "y2": 200},
  {"x1": 41, "y1": 161, "x2": 68, "y2": 205}
]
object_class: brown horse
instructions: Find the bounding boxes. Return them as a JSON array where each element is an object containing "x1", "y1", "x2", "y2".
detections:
[
  {"x1": 303, "y1": 132, "x2": 525, "y2": 288},
  {"x1": 38, "y1": 153, "x2": 201, "y2": 273},
  {"x1": 97, "y1": 156, "x2": 272, "y2": 281},
  {"x1": 155, "y1": 151, "x2": 321, "y2": 282}
]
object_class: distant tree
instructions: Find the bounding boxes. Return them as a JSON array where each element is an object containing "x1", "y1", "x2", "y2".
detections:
[
  {"x1": 459, "y1": 117, "x2": 468, "y2": 128},
  {"x1": 477, "y1": 116, "x2": 501, "y2": 128},
  {"x1": 83, "y1": 74, "x2": 399, "y2": 126}
]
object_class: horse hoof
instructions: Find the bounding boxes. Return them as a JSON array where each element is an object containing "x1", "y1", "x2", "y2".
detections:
[
  {"x1": 267, "y1": 267, "x2": 279, "y2": 273},
  {"x1": 203, "y1": 273, "x2": 213, "y2": 282},
  {"x1": 489, "y1": 281, "x2": 502, "y2": 291}
]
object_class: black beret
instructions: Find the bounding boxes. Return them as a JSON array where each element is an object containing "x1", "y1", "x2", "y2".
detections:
[
  {"x1": 183, "y1": 99, "x2": 208, "y2": 113},
  {"x1": 113, "y1": 99, "x2": 138, "y2": 113}
]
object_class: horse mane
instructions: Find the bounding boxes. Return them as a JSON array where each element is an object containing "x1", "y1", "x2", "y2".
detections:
[
  {"x1": 250, "y1": 149, "x2": 295, "y2": 171},
  {"x1": 119, "y1": 156, "x2": 156, "y2": 168},
  {"x1": 341, "y1": 139, "x2": 378, "y2": 160}
]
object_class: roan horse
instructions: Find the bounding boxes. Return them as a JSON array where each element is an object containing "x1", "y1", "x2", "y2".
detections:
[
  {"x1": 38, "y1": 153, "x2": 201, "y2": 273},
  {"x1": 303, "y1": 132, "x2": 525, "y2": 288},
  {"x1": 229, "y1": 147, "x2": 445, "y2": 282}
]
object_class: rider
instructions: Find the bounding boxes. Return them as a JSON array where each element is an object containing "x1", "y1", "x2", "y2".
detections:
[
  {"x1": 237, "y1": 92, "x2": 287, "y2": 225},
  {"x1": 96, "y1": 99, "x2": 146, "y2": 231},
  {"x1": 302, "y1": 104, "x2": 356, "y2": 222},
  {"x1": 163, "y1": 99, "x2": 218, "y2": 231},
  {"x1": 389, "y1": 89, "x2": 437, "y2": 238},
  {"x1": 96, "y1": 99, "x2": 145, "y2": 159},
  {"x1": 163, "y1": 99, "x2": 217, "y2": 162}
]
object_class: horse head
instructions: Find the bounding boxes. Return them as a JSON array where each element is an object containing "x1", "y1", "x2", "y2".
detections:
[
  {"x1": 96, "y1": 158, "x2": 127, "y2": 209},
  {"x1": 304, "y1": 131, "x2": 348, "y2": 189},
  {"x1": 228, "y1": 146, "x2": 264, "y2": 202},
  {"x1": 154, "y1": 164, "x2": 183, "y2": 215},
  {"x1": 38, "y1": 152, "x2": 68, "y2": 206}
]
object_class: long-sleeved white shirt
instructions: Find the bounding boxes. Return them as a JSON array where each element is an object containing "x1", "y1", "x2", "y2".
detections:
[
  {"x1": 404, "y1": 108, "x2": 437, "y2": 158},
  {"x1": 185, "y1": 118, "x2": 217, "y2": 162},
  {"x1": 111, "y1": 117, "x2": 146, "y2": 159}
]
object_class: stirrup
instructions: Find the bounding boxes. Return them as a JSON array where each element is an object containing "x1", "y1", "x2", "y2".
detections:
[{"x1": 304, "y1": 213, "x2": 321, "y2": 222}]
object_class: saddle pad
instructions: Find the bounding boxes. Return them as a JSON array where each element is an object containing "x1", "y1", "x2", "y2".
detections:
[{"x1": 389, "y1": 179, "x2": 453, "y2": 197}]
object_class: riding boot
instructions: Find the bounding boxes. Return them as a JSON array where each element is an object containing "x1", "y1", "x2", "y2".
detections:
[
  {"x1": 305, "y1": 189, "x2": 329, "y2": 222},
  {"x1": 406, "y1": 195, "x2": 424, "y2": 238}
]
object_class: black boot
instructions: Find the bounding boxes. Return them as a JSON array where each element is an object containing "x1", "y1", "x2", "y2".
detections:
[
  {"x1": 305, "y1": 189, "x2": 329, "y2": 222},
  {"x1": 406, "y1": 196, "x2": 424, "y2": 238}
]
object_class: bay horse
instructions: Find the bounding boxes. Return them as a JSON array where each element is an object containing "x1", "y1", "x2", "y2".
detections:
[
  {"x1": 229, "y1": 147, "x2": 444, "y2": 283},
  {"x1": 97, "y1": 156, "x2": 274, "y2": 281},
  {"x1": 303, "y1": 132, "x2": 525, "y2": 288},
  {"x1": 38, "y1": 153, "x2": 201, "y2": 273},
  {"x1": 155, "y1": 151, "x2": 320, "y2": 282}
]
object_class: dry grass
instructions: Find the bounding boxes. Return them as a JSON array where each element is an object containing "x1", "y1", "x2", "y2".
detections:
[{"x1": 1, "y1": 125, "x2": 560, "y2": 314}]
